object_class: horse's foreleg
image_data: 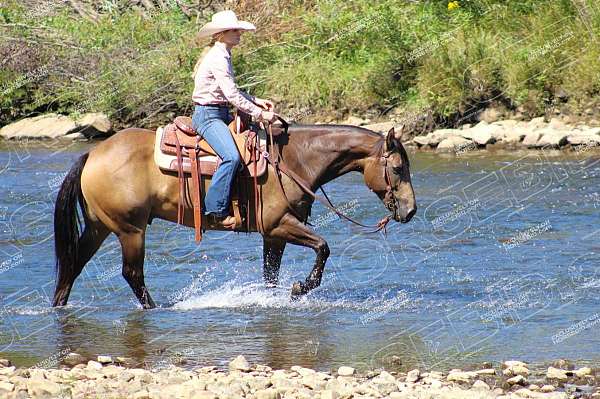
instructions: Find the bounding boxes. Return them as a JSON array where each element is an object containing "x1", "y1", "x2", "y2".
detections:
[
  {"x1": 263, "y1": 237, "x2": 286, "y2": 287},
  {"x1": 118, "y1": 231, "x2": 156, "y2": 309},
  {"x1": 269, "y1": 214, "x2": 330, "y2": 299}
]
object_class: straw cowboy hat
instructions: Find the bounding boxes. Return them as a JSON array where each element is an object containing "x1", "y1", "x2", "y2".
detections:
[{"x1": 197, "y1": 10, "x2": 256, "y2": 39}]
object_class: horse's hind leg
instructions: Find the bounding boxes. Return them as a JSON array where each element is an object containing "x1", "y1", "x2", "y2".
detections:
[
  {"x1": 268, "y1": 214, "x2": 330, "y2": 298},
  {"x1": 52, "y1": 222, "x2": 110, "y2": 307},
  {"x1": 118, "y1": 231, "x2": 156, "y2": 309},
  {"x1": 263, "y1": 237, "x2": 286, "y2": 287}
]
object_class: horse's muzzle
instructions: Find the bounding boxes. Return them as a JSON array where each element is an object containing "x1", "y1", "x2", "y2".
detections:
[{"x1": 398, "y1": 206, "x2": 416, "y2": 223}]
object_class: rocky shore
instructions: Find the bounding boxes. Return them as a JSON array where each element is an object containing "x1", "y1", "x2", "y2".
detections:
[
  {"x1": 2, "y1": 112, "x2": 600, "y2": 156},
  {"x1": 0, "y1": 355, "x2": 598, "y2": 399},
  {"x1": 350, "y1": 117, "x2": 600, "y2": 154}
]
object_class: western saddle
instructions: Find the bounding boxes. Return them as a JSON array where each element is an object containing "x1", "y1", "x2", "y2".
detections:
[{"x1": 153, "y1": 112, "x2": 279, "y2": 242}]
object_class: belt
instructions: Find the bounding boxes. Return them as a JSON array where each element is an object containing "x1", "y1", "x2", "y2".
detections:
[{"x1": 194, "y1": 102, "x2": 229, "y2": 107}]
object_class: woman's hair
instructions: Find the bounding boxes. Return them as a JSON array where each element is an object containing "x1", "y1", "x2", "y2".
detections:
[{"x1": 191, "y1": 31, "x2": 226, "y2": 79}]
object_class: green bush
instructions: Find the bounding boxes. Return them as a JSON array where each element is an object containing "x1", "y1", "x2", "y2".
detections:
[{"x1": 0, "y1": 0, "x2": 598, "y2": 128}]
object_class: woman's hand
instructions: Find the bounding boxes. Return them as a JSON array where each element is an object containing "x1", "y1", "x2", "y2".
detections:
[
  {"x1": 260, "y1": 110, "x2": 278, "y2": 123},
  {"x1": 255, "y1": 98, "x2": 275, "y2": 111}
]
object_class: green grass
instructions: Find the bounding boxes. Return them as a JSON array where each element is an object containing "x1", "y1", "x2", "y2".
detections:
[{"x1": 0, "y1": 0, "x2": 598, "y2": 128}]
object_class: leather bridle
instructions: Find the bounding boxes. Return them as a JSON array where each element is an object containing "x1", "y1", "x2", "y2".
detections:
[
  {"x1": 381, "y1": 151, "x2": 400, "y2": 218},
  {"x1": 257, "y1": 119, "x2": 395, "y2": 234}
]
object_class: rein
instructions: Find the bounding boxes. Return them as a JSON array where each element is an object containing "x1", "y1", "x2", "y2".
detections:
[{"x1": 259, "y1": 120, "x2": 393, "y2": 234}]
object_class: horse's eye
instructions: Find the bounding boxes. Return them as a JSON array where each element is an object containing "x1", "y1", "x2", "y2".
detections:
[{"x1": 392, "y1": 166, "x2": 403, "y2": 175}]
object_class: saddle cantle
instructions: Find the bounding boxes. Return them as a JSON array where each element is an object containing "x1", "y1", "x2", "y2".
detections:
[{"x1": 153, "y1": 114, "x2": 269, "y2": 242}]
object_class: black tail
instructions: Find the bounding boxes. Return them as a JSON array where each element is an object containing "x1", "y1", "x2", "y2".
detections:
[{"x1": 53, "y1": 152, "x2": 89, "y2": 306}]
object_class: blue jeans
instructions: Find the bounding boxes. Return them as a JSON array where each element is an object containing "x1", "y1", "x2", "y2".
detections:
[{"x1": 191, "y1": 104, "x2": 241, "y2": 217}]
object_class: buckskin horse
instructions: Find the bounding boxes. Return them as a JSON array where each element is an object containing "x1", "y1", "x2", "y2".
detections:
[{"x1": 51, "y1": 122, "x2": 416, "y2": 309}]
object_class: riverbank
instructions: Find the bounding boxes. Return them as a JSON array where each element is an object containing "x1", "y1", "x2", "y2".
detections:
[
  {"x1": 2, "y1": 1, "x2": 599, "y2": 133},
  {"x1": 0, "y1": 355, "x2": 597, "y2": 398},
  {"x1": 2, "y1": 111, "x2": 600, "y2": 157}
]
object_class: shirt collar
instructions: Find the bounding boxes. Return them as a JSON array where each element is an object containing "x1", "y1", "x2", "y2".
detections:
[{"x1": 214, "y1": 41, "x2": 231, "y2": 56}]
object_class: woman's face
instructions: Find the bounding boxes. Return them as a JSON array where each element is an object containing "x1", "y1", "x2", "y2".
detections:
[{"x1": 220, "y1": 29, "x2": 242, "y2": 46}]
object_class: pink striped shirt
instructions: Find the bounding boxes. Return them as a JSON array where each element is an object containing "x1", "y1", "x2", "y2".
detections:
[{"x1": 192, "y1": 41, "x2": 263, "y2": 119}]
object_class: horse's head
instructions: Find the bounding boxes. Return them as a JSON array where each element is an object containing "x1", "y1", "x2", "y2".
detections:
[{"x1": 365, "y1": 126, "x2": 416, "y2": 223}]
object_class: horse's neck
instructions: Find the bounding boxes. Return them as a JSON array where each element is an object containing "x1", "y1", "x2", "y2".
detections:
[{"x1": 281, "y1": 125, "x2": 381, "y2": 188}]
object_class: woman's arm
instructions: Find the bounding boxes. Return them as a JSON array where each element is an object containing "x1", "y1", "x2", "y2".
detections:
[{"x1": 211, "y1": 56, "x2": 263, "y2": 119}]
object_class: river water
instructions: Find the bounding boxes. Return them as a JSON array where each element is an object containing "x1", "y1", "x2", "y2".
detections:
[{"x1": 0, "y1": 139, "x2": 598, "y2": 372}]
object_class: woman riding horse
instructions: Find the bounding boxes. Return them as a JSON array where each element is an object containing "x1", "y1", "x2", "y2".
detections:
[{"x1": 192, "y1": 10, "x2": 278, "y2": 228}]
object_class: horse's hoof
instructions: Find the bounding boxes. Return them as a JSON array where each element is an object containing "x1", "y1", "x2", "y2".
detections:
[{"x1": 291, "y1": 281, "x2": 307, "y2": 300}]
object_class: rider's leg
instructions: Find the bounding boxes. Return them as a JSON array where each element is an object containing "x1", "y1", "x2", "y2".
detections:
[{"x1": 192, "y1": 105, "x2": 241, "y2": 217}]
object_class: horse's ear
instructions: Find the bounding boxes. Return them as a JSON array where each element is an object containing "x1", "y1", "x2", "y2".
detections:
[
  {"x1": 385, "y1": 127, "x2": 396, "y2": 151},
  {"x1": 393, "y1": 124, "x2": 406, "y2": 141}
]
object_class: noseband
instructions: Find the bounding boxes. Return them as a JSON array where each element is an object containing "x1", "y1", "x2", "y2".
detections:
[{"x1": 380, "y1": 152, "x2": 399, "y2": 216}]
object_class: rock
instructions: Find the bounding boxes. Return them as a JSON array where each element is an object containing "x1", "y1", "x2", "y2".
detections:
[
  {"x1": 0, "y1": 112, "x2": 113, "y2": 140},
  {"x1": 446, "y1": 371, "x2": 477, "y2": 383},
  {"x1": 429, "y1": 379, "x2": 443, "y2": 389},
  {"x1": 26, "y1": 379, "x2": 64, "y2": 397},
  {"x1": 472, "y1": 380, "x2": 490, "y2": 390},
  {"x1": 255, "y1": 388, "x2": 281, "y2": 399},
  {"x1": 75, "y1": 112, "x2": 112, "y2": 138},
  {"x1": 0, "y1": 381, "x2": 14, "y2": 392},
  {"x1": 86, "y1": 360, "x2": 103, "y2": 370},
  {"x1": 541, "y1": 384, "x2": 556, "y2": 392},
  {"x1": 507, "y1": 375, "x2": 527, "y2": 385},
  {"x1": 475, "y1": 368, "x2": 496, "y2": 375},
  {"x1": 514, "y1": 388, "x2": 535, "y2": 397},
  {"x1": 321, "y1": 389, "x2": 338, "y2": 399},
  {"x1": 585, "y1": 127, "x2": 600, "y2": 135},
  {"x1": 229, "y1": 355, "x2": 251, "y2": 372},
  {"x1": 97, "y1": 355, "x2": 113, "y2": 364},
  {"x1": 345, "y1": 116, "x2": 369, "y2": 126},
  {"x1": 503, "y1": 364, "x2": 530, "y2": 377},
  {"x1": 522, "y1": 131, "x2": 543, "y2": 147},
  {"x1": 116, "y1": 356, "x2": 137, "y2": 368},
  {"x1": 63, "y1": 132, "x2": 86, "y2": 140},
  {"x1": 295, "y1": 367, "x2": 316, "y2": 377},
  {"x1": 0, "y1": 114, "x2": 78, "y2": 139},
  {"x1": 503, "y1": 361, "x2": 528, "y2": 368},
  {"x1": 566, "y1": 133, "x2": 600, "y2": 146},
  {"x1": 337, "y1": 366, "x2": 355, "y2": 377},
  {"x1": 549, "y1": 118, "x2": 566, "y2": 129},
  {"x1": 479, "y1": 108, "x2": 502, "y2": 123},
  {"x1": 547, "y1": 367, "x2": 569, "y2": 381},
  {"x1": 471, "y1": 129, "x2": 496, "y2": 146},
  {"x1": 501, "y1": 131, "x2": 526, "y2": 144},
  {"x1": 429, "y1": 129, "x2": 462, "y2": 146},
  {"x1": 132, "y1": 391, "x2": 151, "y2": 399},
  {"x1": 412, "y1": 135, "x2": 431, "y2": 147},
  {"x1": 63, "y1": 353, "x2": 87, "y2": 367},
  {"x1": 301, "y1": 374, "x2": 326, "y2": 390},
  {"x1": 530, "y1": 117, "x2": 546, "y2": 129},
  {"x1": 0, "y1": 359, "x2": 11, "y2": 367},
  {"x1": 575, "y1": 367, "x2": 592, "y2": 377},
  {"x1": 528, "y1": 384, "x2": 540, "y2": 391},
  {"x1": 551, "y1": 359, "x2": 574, "y2": 369},
  {"x1": 406, "y1": 369, "x2": 420, "y2": 383},
  {"x1": 0, "y1": 367, "x2": 15, "y2": 375},
  {"x1": 364, "y1": 121, "x2": 395, "y2": 133},
  {"x1": 537, "y1": 130, "x2": 569, "y2": 148},
  {"x1": 372, "y1": 370, "x2": 396, "y2": 384},
  {"x1": 436, "y1": 136, "x2": 472, "y2": 151}
]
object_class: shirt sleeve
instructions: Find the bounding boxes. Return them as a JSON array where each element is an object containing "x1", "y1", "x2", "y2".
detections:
[{"x1": 210, "y1": 54, "x2": 263, "y2": 120}]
